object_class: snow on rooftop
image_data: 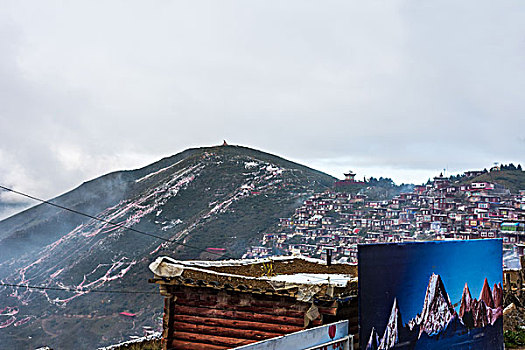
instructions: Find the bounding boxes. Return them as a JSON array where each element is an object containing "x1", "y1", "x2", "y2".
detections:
[
  {"x1": 153, "y1": 255, "x2": 329, "y2": 268},
  {"x1": 149, "y1": 255, "x2": 356, "y2": 288},
  {"x1": 269, "y1": 273, "x2": 356, "y2": 287},
  {"x1": 503, "y1": 250, "x2": 522, "y2": 270}
]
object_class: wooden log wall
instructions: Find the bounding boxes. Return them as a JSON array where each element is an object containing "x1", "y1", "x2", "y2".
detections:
[
  {"x1": 162, "y1": 286, "x2": 320, "y2": 350},
  {"x1": 161, "y1": 285, "x2": 359, "y2": 350}
]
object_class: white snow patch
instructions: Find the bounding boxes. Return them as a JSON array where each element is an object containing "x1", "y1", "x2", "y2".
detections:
[
  {"x1": 97, "y1": 332, "x2": 161, "y2": 350},
  {"x1": 269, "y1": 273, "x2": 355, "y2": 287},
  {"x1": 161, "y1": 219, "x2": 183, "y2": 231},
  {"x1": 266, "y1": 165, "x2": 280, "y2": 173},
  {"x1": 244, "y1": 161, "x2": 258, "y2": 169},
  {"x1": 135, "y1": 160, "x2": 183, "y2": 183}
]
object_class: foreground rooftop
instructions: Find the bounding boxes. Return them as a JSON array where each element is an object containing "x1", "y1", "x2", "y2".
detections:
[{"x1": 149, "y1": 256, "x2": 358, "y2": 350}]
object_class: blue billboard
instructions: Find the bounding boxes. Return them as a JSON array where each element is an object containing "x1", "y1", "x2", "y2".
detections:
[{"x1": 358, "y1": 239, "x2": 503, "y2": 350}]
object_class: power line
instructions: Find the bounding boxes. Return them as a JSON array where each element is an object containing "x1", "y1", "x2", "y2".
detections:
[
  {"x1": 0, "y1": 185, "x2": 234, "y2": 259},
  {"x1": 0, "y1": 282, "x2": 157, "y2": 295}
]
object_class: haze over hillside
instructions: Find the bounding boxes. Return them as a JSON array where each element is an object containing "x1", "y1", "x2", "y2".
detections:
[{"x1": 0, "y1": 145, "x2": 335, "y2": 349}]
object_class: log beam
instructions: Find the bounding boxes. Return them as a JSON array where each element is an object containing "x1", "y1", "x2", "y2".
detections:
[
  {"x1": 169, "y1": 339, "x2": 230, "y2": 350},
  {"x1": 173, "y1": 331, "x2": 255, "y2": 347},
  {"x1": 173, "y1": 314, "x2": 303, "y2": 334},
  {"x1": 173, "y1": 304, "x2": 307, "y2": 326},
  {"x1": 172, "y1": 321, "x2": 282, "y2": 340}
]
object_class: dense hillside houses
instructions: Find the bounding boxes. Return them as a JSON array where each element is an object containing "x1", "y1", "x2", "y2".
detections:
[{"x1": 244, "y1": 170, "x2": 525, "y2": 267}]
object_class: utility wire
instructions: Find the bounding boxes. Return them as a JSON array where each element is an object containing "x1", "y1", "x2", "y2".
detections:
[
  {"x1": 0, "y1": 185, "x2": 235, "y2": 259},
  {"x1": 0, "y1": 282, "x2": 157, "y2": 294}
]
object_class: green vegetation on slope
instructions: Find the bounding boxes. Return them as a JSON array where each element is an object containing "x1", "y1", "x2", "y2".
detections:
[
  {"x1": 463, "y1": 169, "x2": 525, "y2": 193},
  {"x1": 505, "y1": 329, "x2": 525, "y2": 349}
]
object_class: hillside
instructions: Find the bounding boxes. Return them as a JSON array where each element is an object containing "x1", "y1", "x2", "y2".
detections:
[
  {"x1": 0, "y1": 145, "x2": 335, "y2": 349},
  {"x1": 461, "y1": 169, "x2": 525, "y2": 194}
]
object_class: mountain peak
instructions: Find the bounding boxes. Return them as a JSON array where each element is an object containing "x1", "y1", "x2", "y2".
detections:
[
  {"x1": 457, "y1": 279, "x2": 504, "y2": 329},
  {"x1": 366, "y1": 275, "x2": 504, "y2": 349},
  {"x1": 459, "y1": 282, "x2": 472, "y2": 319},
  {"x1": 479, "y1": 278, "x2": 494, "y2": 308},
  {"x1": 378, "y1": 298, "x2": 401, "y2": 350},
  {"x1": 366, "y1": 327, "x2": 380, "y2": 350},
  {"x1": 419, "y1": 273, "x2": 456, "y2": 336},
  {"x1": 492, "y1": 283, "x2": 503, "y2": 309},
  {"x1": 0, "y1": 145, "x2": 337, "y2": 348}
]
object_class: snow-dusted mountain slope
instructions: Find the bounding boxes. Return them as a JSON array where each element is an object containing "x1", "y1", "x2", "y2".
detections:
[{"x1": 0, "y1": 145, "x2": 335, "y2": 349}]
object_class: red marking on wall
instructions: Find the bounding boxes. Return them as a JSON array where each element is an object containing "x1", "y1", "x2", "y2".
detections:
[{"x1": 328, "y1": 324, "x2": 336, "y2": 339}]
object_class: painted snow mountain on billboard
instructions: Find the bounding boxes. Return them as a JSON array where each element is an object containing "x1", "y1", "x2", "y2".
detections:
[
  {"x1": 0, "y1": 145, "x2": 335, "y2": 349},
  {"x1": 366, "y1": 274, "x2": 503, "y2": 350}
]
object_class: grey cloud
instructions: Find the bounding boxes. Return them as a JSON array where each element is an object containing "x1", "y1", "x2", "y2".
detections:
[{"x1": 0, "y1": 0, "x2": 523, "y2": 211}]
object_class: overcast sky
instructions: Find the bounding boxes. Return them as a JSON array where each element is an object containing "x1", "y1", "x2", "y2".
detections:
[{"x1": 1, "y1": 1, "x2": 524, "y2": 216}]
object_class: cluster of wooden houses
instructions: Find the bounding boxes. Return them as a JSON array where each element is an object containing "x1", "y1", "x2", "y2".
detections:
[
  {"x1": 145, "y1": 169, "x2": 525, "y2": 350},
  {"x1": 244, "y1": 171, "x2": 525, "y2": 265}
]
